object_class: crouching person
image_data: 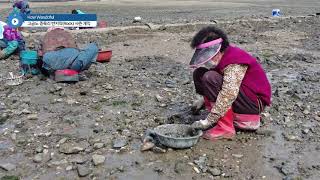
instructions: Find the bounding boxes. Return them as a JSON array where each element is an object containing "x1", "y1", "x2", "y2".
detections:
[
  {"x1": 0, "y1": 22, "x2": 25, "y2": 60},
  {"x1": 190, "y1": 26, "x2": 272, "y2": 140},
  {"x1": 38, "y1": 28, "x2": 98, "y2": 80}
]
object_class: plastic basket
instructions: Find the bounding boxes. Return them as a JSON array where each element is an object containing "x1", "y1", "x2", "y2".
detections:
[{"x1": 20, "y1": 50, "x2": 38, "y2": 65}]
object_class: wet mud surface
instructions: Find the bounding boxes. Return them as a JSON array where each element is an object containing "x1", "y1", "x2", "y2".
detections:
[
  {"x1": 1, "y1": 0, "x2": 320, "y2": 27},
  {"x1": 0, "y1": 14, "x2": 320, "y2": 179}
]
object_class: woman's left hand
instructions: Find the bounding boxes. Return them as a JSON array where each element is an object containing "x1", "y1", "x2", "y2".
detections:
[
  {"x1": 191, "y1": 118, "x2": 212, "y2": 130},
  {"x1": 191, "y1": 113, "x2": 220, "y2": 130}
]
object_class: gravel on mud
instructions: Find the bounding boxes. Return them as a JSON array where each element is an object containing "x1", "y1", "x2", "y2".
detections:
[{"x1": 0, "y1": 14, "x2": 320, "y2": 179}]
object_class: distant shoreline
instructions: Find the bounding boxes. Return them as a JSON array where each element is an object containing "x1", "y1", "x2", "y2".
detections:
[{"x1": 0, "y1": 0, "x2": 78, "y2": 2}]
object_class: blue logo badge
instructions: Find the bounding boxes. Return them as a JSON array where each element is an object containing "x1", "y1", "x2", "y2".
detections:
[{"x1": 8, "y1": 13, "x2": 24, "y2": 28}]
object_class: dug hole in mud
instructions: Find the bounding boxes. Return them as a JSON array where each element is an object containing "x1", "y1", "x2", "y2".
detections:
[{"x1": 1, "y1": 15, "x2": 320, "y2": 179}]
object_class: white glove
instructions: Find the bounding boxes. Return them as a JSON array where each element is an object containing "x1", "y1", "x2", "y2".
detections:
[{"x1": 191, "y1": 119, "x2": 211, "y2": 130}]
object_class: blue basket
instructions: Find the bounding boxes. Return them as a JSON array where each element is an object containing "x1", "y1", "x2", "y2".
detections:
[
  {"x1": 20, "y1": 50, "x2": 39, "y2": 75},
  {"x1": 20, "y1": 50, "x2": 38, "y2": 65}
]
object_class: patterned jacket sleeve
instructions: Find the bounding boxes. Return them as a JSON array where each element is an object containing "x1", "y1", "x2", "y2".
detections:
[{"x1": 207, "y1": 64, "x2": 248, "y2": 123}]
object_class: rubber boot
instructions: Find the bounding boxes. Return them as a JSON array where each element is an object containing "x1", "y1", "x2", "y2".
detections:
[
  {"x1": 233, "y1": 113, "x2": 261, "y2": 130},
  {"x1": 203, "y1": 108, "x2": 235, "y2": 140},
  {"x1": 203, "y1": 96, "x2": 261, "y2": 131},
  {"x1": 55, "y1": 69, "x2": 79, "y2": 82}
]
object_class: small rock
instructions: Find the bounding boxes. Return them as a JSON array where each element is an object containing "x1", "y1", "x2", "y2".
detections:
[
  {"x1": 11, "y1": 133, "x2": 16, "y2": 140},
  {"x1": 113, "y1": 138, "x2": 127, "y2": 149},
  {"x1": 153, "y1": 166, "x2": 164, "y2": 173},
  {"x1": 66, "y1": 99, "x2": 77, "y2": 105},
  {"x1": 133, "y1": 16, "x2": 142, "y2": 23},
  {"x1": 92, "y1": 155, "x2": 105, "y2": 166},
  {"x1": 91, "y1": 138, "x2": 101, "y2": 143},
  {"x1": 280, "y1": 166, "x2": 294, "y2": 176},
  {"x1": 181, "y1": 77, "x2": 190, "y2": 85},
  {"x1": 117, "y1": 166, "x2": 125, "y2": 172},
  {"x1": 93, "y1": 143, "x2": 104, "y2": 149},
  {"x1": 284, "y1": 116, "x2": 291, "y2": 123},
  {"x1": 43, "y1": 149, "x2": 49, "y2": 154},
  {"x1": 0, "y1": 163, "x2": 16, "y2": 171},
  {"x1": 59, "y1": 143, "x2": 85, "y2": 154},
  {"x1": 58, "y1": 138, "x2": 67, "y2": 145},
  {"x1": 27, "y1": 114, "x2": 38, "y2": 120},
  {"x1": 49, "y1": 159, "x2": 68, "y2": 166},
  {"x1": 232, "y1": 154, "x2": 244, "y2": 158},
  {"x1": 0, "y1": 103, "x2": 5, "y2": 110},
  {"x1": 194, "y1": 156, "x2": 208, "y2": 172},
  {"x1": 54, "y1": 85, "x2": 62, "y2": 91},
  {"x1": 303, "y1": 106, "x2": 311, "y2": 115},
  {"x1": 295, "y1": 101, "x2": 303, "y2": 107},
  {"x1": 261, "y1": 112, "x2": 271, "y2": 118},
  {"x1": 256, "y1": 129, "x2": 275, "y2": 136},
  {"x1": 70, "y1": 156, "x2": 87, "y2": 164},
  {"x1": 283, "y1": 133, "x2": 302, "y2": 142},
  {"x1": 152, "y1": 146, "x2": 166, "y2": 153},
  {"x1": 21, "y1": 109, "x2": 31, "y2": 114},
  {"x1": 174, "y1": 161, "x2": 189, "y2": 174},
  {"x1": 141, "y1": 141, "x2": 155, "y2": 151},
  {"x1": 43, "y1": 132, "x2": 52, "y2": 137},
  {"x1": 302, "y1": 129, "x2": 309, "y2": 134},
  {"x1": 53, "y1": 98, "x2": 63, "y2": 103},
  {"x1": 103, "y1": 83, "x2": 113, "y2": 90},
  {"x1": 66, "y1": 165, "x2": 73, "y2": 171},
  {"x1": 91, "y1": 90, "x2": 100, "y2": 95},
  {"x1": 0, "y1": 113, "x2": 9, "y2": 124},
  {"x1": 85, "y1": 146, "x2": 94, "y2": 153},
  {"x1": 42, "y1": 152, "x2": 52, "y2": 163},
  {"x1": 165, "y1": 79, "x2": 177, "y2": 88},
  {"x1": 122, "y1": 129, "x2": 131, "y2": 137},
  {"x1": 193, "y1": 166, "x2": 200, "y2": 174},
  {"x1": 77, "y1": 165, "x2": 92, "y2": 177},
  {"x1": 35, "y1": 146, "x2": 44, "y2": 153},
  {"x1": 303, "y1": 109, "x2": 310, "y2": 115},
  {"x1": 155, "y1": 94, "x2": 164, "y2": 102},
  {"x1": 33, "y1": 154, "x2": 43, "y2": 163},
  {"x1": 314, "y1": 115, "x2": 320, "y2": 121},
  {"x1": 208, "y1": 167, "x2": 221, "y2": 176}
]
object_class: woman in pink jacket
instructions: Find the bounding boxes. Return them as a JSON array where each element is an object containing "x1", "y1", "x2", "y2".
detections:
[{"x1": 190, "y1": 26, "x2": 271, "y2": 140}]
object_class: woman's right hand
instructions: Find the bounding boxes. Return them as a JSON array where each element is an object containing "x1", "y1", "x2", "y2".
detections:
[{"x1": 191, "y1": 95, "x2": 204, "y2": 115}]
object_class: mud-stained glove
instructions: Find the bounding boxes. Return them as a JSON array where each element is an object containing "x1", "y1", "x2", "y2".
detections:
[
  {"x1": 191, "y1": 119, "x2": 211, "y2": 130},
  {"x1": 191, "y1": 95, "x2": 204, "y2": 115},
  {"x1": 191, "y1": 113, "x2": 219, "y2": 130}
]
